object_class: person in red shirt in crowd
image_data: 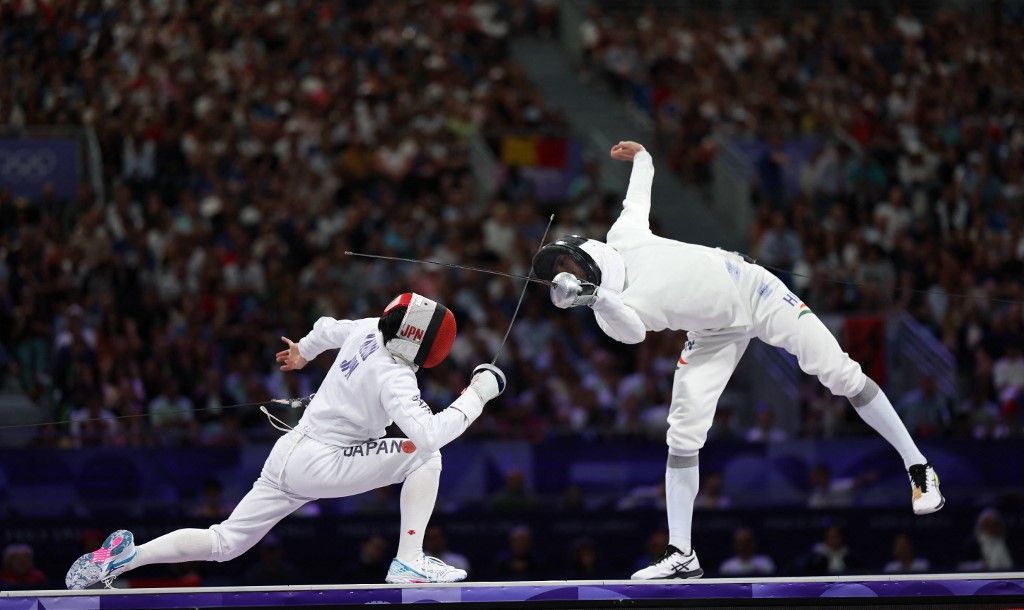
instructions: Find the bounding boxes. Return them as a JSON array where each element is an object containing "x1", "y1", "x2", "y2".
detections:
[{"x1": 0, "y1": 544, "x2": 48, "y2": 589}]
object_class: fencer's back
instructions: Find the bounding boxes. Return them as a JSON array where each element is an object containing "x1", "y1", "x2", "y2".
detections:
[{"x1": 617, "y1": 234, "x2": 752, "y2": 332}]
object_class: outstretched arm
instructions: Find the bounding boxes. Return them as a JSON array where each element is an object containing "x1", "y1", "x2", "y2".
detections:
[
  {"x1": 381, "y1": 364, "x2": 505, "y2": 453},
  {"x1": 609, "y1": 141, "x2": 654, "y2": 239}
]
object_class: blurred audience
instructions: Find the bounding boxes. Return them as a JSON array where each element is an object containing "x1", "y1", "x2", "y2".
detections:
[
  {"x1": 582, "y1": 3, "x2": 1024, "y2": 441},
  {"x1": 794, "y1": 523, "x2": 859, "y2": 575},
  {"x1": 694, "y1": 472, "x2": 732, "y2": 509},
  {"x1": 3, "y1": 1, "x2": 1022, "y2": 448},
  {"x1": 189, "y1": 479, "x2": 232, "y2": 520},
  {"x1": 718, "y1": 527, "x2": 776, "y2": 576},
  {"x1": 883, "y1": 533, "x2": 930, "y2": 574},
  {"x1": 490, "y1": 470, "x2": 539, "y2": 512},
  {"x1": 423, "y1": 525, "x2": 470, "y2": 573},
  {"x1": 492, "y1": 525, "x2": 545, "y2": 581},
  {"x1": 559, "y1": 484, "x2": 588, "y2": 512},
  {"x1": 2, "y1": 0, "x2": 1023, "y2": 586},
  {"x1": 243, "y1": 534, "x2": 302, "y2": 586},
  {"x1": 897, "y1": 376, "x2": 953, "y2": 437},
  {"x1": 633, "y1": 529, "x2": 669, "y2": 573},
  {"x1": 807, "y1": 464, "x2": 876, "y2": 509},
  {"x1": 0, "y1": 544, "x2": 47, "y2": 590},
  {"x1": 616, "y1": 479, "x2": 666, "y2": 511},
  {"x1": 564, "y1": 537, "x2": 601, "y2": 579},
  {"x1": 959, "y1": 508, "x2": 1015, "y2": 571},
  {"x1": 344, "y1": 534, "x2": 391, "y2": 584},
  {"x1": 68, "y1": 393, "x2": 120, "y2": 448},
  {"x1": 0, "y1": 0, "x2": 596, "y2": 450},
  {"x1": 354, "y1": 487, "x2": 399, "y2": 515},
  {"x1": 744, "y1": 403, "x2": 788, "y2": 443},
  {"x1": 129, "y1": 562, "x2": 202, "y2": 588}
]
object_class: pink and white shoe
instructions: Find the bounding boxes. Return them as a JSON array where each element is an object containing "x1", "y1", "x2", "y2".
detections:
[{"x1": 65, "y1": 529, "x2": 136, "y2": 589}]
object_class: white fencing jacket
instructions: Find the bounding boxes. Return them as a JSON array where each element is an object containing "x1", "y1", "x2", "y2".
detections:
[
  {"x1": 592, "y1": 151, "x2": 751, "y2": 343},
  {"x1": 296, "y1": 317, "x2": 482, "y2": 451}
]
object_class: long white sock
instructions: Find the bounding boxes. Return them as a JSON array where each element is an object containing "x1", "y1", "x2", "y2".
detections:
[
  {"x1": 128, "y1": 528, "x2": 215, "y2": 570},
  {"x1": 665, "y1": 452, "x2": 699, "y2": 555},
  {"x1": 851, "y1": 382, "x2": 926, "y2": 468},
  {"x1": 396, "y1": 457, "x2": 441, "y2": 563}
]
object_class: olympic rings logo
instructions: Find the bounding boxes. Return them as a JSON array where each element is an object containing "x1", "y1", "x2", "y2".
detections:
[{"x1": 0, "y1": 148, "x2": 58, "y2": 182}]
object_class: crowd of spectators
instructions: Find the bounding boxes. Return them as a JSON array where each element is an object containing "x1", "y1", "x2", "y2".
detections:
[
  {"x1": 2, "y1": 1, "x2": 1022, "y2": 590},
  {"x1": 0, "y1": 0, "x2": 667, "y2": 449},
  {"x1": 3, "y1": 1, "x2": 1024, "y2": 451},
  {"x1": 580, "y1": 2, "x2": 1024, "y2": 439}
]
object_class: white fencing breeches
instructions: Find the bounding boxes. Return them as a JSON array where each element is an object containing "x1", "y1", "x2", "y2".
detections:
[
  {"x1": 207, "y1": 426, "x2": 439, "y2": 562},
  {"x1": 666, "y1": 260, "x2": 868, "y2": 454}
]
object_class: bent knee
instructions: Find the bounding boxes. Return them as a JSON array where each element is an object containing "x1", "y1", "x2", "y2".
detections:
[
  {"x1": 667, "y1": 412, "x2": 712, "y2": 454},
  {"x1": 666, "y1": 426, "x2": 708, "y2": 455},
  {"x1": 208, "y1": 525, "x2": 253, "y2": 562},
  {"x1": 819, "y1": 362, "x2": 868, "y2": 399},
  {"x1": 848, "y1": 378, "x2": 879, "y2": 407}
]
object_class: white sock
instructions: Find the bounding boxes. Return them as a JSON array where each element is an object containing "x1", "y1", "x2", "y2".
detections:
[
  {"x1": 665, "y1": 452, "x2": 699, "y2": 555},
  {"x1": 853, "y1": 389, "x2": 926, "y2": 468},
  {"x1": 129, "y1": 528, "x2": 214, "y2": 570},
  {"x1": 396, "y1": 457, "x2": 441, "y2": 563}
]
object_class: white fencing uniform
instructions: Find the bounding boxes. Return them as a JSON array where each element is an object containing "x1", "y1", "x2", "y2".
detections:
[
  {"x1": 666, "y1": 258, "x2": 866, "y2": 453},
  {"x1": 197, "y1": 317, "x2": 483, "y2": 562},
  {"x1": 592, "y1": 151, "x2": 869, "y2": 455},
  {"x1": 568, "y1": 150, "x2": 934, "y2": 565},
  {"x1": 296, "y1": 316, "x2": 476, "y2": 453},
  {"x1": 62, "y1": 312, "x2": 495, "y2": 588}
]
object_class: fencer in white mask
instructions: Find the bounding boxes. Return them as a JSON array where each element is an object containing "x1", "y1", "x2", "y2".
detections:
[{"x1": 533, "y1": 140, "x2": 943, "y2": 580}]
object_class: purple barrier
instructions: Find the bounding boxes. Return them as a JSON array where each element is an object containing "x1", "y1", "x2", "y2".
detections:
[
  {"x1": 2, "y1": 575, "x2": 1023, "y2": 608},
  {"x1": 2, "y1": 439, "x2": 1023, "y2": 517}
]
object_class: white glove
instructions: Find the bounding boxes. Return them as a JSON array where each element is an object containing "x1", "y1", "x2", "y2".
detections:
[
  {"x1": 469, "y1": 363, "x2": 506, "y2": 403},
  {"x1": 550, "y1": 272, "x2": 599, "y2": 308}
]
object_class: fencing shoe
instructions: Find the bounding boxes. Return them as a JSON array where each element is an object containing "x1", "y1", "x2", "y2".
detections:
[
  {"x1": 65, "y1": 529, "x2": 136, "y2": 589},
  {"x1": 909, "y1": 463, "x2": 944, "y2": 515},
  {"x1": 385, "y1": 554, "x2": 467, "y2": 583},
  {"x1": 631, "y1": 545, "x2": 703, "y2": 579}
]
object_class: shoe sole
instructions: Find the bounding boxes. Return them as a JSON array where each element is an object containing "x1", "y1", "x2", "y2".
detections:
[
  {"x1": 385, "y1": 561, "x2": 467, "y2": 584},
  {"x1": 386, "y1": 577, "x2": 427, "y2": 583},
  {"x1": 385, "y1": 574, "x2": 467, "y2": 584},
  {"x1": 914, "y1": 495, "x2": 946, "y2": 515},
  {"x1": 65, "y1": 530, "x2": 136, "y2": 590},
  {"x1": 66, "y1": 555, "x2": 103, "y2": 590},
  {"x1": 632, "y1": 568, "x2": 704, "y2": 580}
]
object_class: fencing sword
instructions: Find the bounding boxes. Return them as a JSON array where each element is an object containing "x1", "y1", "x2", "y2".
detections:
[
  {"x1": 343, "y1": 252, "x2": 553, "y2": 287},
  {"x1": 345, "y1": 214, "x2": 556, "y2": 363},
  {"x1": 490, "y1": 214, "x2": 554, "y2": 363}
]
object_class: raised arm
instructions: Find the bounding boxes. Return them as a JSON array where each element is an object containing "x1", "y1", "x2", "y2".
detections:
[{"x1": 608, "y1": 141, "x2": 654, "y2": 239}]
